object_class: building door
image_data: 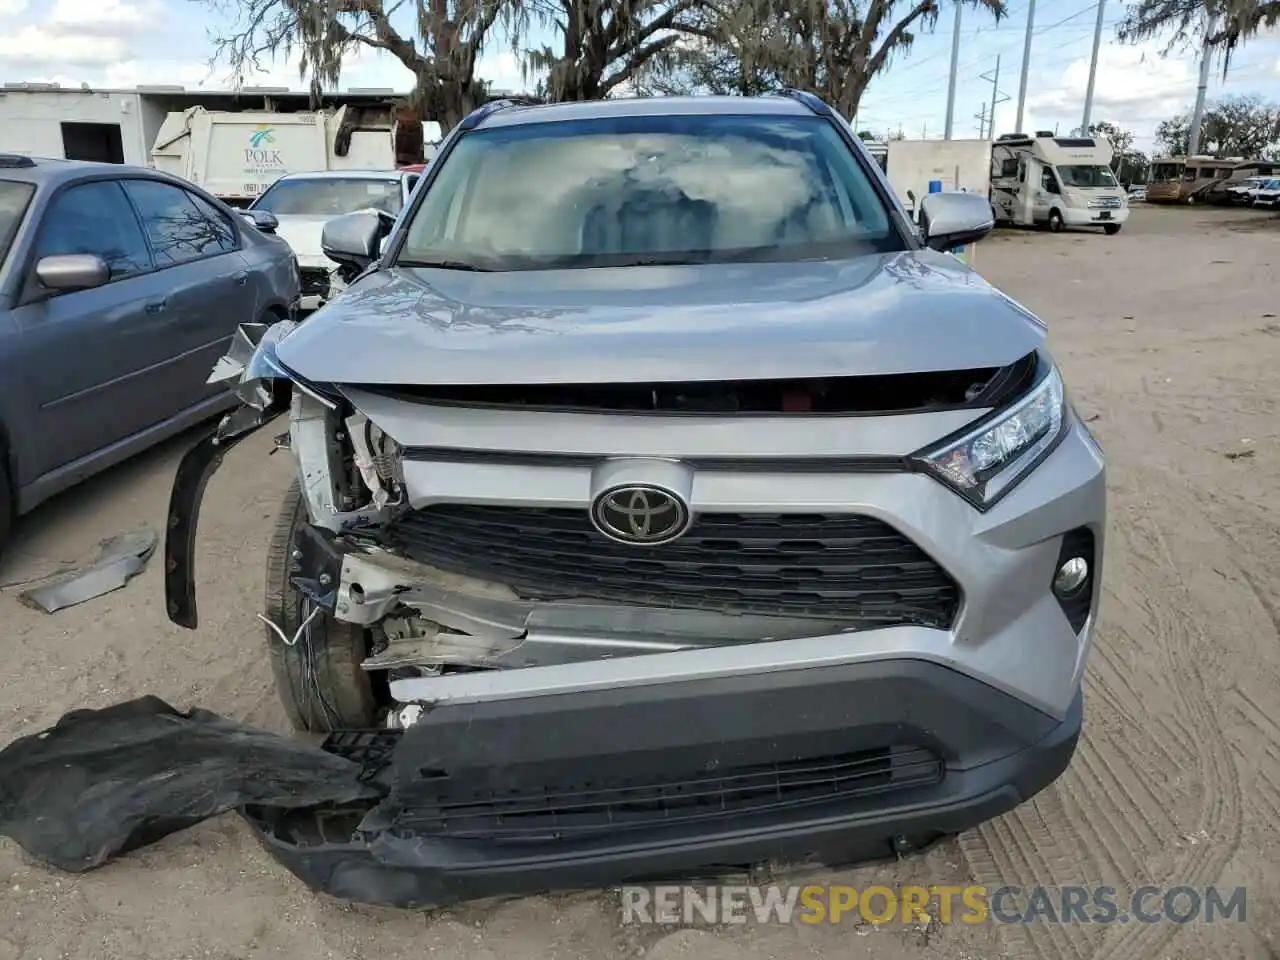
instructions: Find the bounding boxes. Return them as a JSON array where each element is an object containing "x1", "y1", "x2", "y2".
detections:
[{"x1": 60, "y1": 123, "x2": 125, "y2": 163}]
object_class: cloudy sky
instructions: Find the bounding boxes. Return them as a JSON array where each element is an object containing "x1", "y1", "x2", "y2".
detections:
[{"x1": 2, "y1": 0, "x2": 1278, "y2": 152}]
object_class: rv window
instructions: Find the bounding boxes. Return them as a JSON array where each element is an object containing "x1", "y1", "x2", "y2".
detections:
[
  {"x1": 1057, "y1": 165, "x2": 1118, "y2": 188},
  {"x1": 1000, "y1": 158, "x2": 1019, "y2": 178},
  {"x1": 1199, "y1": 168, "x2": 1217, "y2": 180},
  {"x1": 1182, "y1": 169, "x2": 1197, "y2": 181}
]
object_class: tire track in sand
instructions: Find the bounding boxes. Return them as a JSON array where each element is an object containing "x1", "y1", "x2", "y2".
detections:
[
  {"x1": 1088, "y1": 506, "x2": 1242, "y2": 960},
  {"x1": 959, "y1": 498, "x2": 1242, "y2": 960}
]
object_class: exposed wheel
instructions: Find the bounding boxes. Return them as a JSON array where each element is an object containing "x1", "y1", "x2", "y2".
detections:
[
  {"x1": 264, "y1": 477, "x2": 378, "y2": 732},
  {"x1": 1047, "y1": 209, "x2": 1065, "y2": 232},
  {"x1": 1103, "y1": 223, "x2": 1122, "y2": 235}
]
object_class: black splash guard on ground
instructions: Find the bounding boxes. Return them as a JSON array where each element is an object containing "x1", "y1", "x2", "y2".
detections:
[{"x1": 0, "y1": 696, "x2": 375, "y2": 872}]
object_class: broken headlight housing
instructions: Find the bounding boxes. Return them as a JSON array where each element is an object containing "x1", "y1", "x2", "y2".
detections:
[{"x1": 914, "y1": 364, "x2": 1066, "y2": 510}]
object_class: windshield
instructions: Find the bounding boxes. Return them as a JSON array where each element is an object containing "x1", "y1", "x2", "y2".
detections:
[
  {"x1": 1151, "y1": 162, "x2": 1182, "y2": 182},
  {"x1": 0, "y1": 180, "x2": 34, "y2": 270},
  {"x1": 253, "y1": 177, "x2": 403, "y2": 216},
  {"x1": 1057, "y1": 165, "x2": 1119, "y2": 188},
  {"x1": 397, "y1": 113, "x2": 900, "y2": 271}
]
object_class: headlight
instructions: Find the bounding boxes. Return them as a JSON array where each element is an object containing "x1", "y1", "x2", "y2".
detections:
[{"x1": 913, "y1": 365, "x2": 1067, "y2": 509}]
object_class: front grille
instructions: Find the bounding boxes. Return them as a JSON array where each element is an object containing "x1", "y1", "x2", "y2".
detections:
[
  {"x1": 387, "y1": 745, "x2": 943, "y2": 842},
  {"x1": 299, "y1": 266, "x2": 330, "y2": 298},
  {"x1": 1087, "y1": 196, "x2": 1123, "y2": 209},
  {"x1": 385, "y1": 506, "x2": 960, "y2": 626}
]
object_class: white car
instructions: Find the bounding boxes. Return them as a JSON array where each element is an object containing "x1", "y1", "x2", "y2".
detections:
[
  {"x1": 1225, "y1": 176, "x2": 1270, "y2": 206},
  {"x1": 246, "y1": 170, "x2": 422, "y2": 310},
  {"x1": 1252, "y1": 178, "x2": 1280, "y2": 208}
]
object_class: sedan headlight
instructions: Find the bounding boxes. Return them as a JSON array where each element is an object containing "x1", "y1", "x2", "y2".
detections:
[{"x1": 913, "y1": 365, "x2": 1066, "y2": 509}]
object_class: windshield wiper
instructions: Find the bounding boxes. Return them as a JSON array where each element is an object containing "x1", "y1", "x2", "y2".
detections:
[{"x1": 399, "y1": 258, "x2": 493, "y2": 272}]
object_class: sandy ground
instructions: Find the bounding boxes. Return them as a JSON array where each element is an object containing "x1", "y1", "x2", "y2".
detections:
[{"x1": 2, "y1": 203, "x2": 1279, "y2": 960}]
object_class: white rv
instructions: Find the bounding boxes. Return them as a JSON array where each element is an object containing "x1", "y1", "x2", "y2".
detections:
[{"x1": 989, "y1": 132, "x2": 1128, "y2": 234}]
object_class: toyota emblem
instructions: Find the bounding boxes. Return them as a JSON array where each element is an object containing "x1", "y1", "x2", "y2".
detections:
[{"x1": 590, "y1": 484, "x2": 691, "y2": 545}]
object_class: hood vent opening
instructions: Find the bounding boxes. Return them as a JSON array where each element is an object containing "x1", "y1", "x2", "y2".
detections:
[{"x1": 351, "y1": 352, "x2": 1039, "y2": 416}]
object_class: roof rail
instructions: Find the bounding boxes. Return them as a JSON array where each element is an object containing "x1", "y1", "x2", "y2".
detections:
[
  {"x1": 772, "y1": 88, "x2": 833, "y2": 118},
  {"x1": 459, "y1": 96, "x2": 539, "y2": 131}
]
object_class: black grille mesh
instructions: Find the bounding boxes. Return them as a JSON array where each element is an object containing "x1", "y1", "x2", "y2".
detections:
[
  {"x1": 299, "y1": 267, "x2": 330, "y2": 298},
  {"x1": 385, "y1": 505, "x2": 959, "y2": 626},
  {"x1": 387, "y1": 745, "x2": 943, "y2": 841}
]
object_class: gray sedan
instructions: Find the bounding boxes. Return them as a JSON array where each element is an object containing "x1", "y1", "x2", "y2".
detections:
[{"x1": 0, "y1": 154, "x2": 300, "y2": 550}]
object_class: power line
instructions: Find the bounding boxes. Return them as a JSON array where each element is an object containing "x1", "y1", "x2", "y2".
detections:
[{"x1": 979, "y1": 53, "x2": 1011, "y2": 138}]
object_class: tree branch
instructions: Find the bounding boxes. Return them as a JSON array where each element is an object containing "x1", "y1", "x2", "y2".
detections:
[{"x1": 600, "y1": 31, "x2": 683, "y2": 93}]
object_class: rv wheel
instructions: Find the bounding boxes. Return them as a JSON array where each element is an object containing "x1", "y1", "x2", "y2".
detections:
[
  {"x1": 1104, "y1": 224, "x2": 1122, "y2": 236},
  {"x1": 1048, "y1": 209, "x2": 1065, "y2": 232}
]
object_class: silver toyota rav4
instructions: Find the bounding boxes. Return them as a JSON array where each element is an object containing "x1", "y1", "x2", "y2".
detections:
[{"x1": 165, "y1": 91, "x2": 1105, "y2": 908}]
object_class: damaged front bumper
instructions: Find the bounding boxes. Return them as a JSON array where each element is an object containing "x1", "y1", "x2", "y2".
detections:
[
  {"x1": 164, "y1": 321, "x2": 1092, "y2": 908},
  {"x1": 241, "y1": 662, "x2": 1080, "y2": 909}
]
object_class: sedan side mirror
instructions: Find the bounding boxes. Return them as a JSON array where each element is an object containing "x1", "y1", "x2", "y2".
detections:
[
  {"x1": 241, "y1": 210, "x2": 279, "y2": 234},
  {"x1": 322, "y1": 210, "x2": 383, "y2": 270},
  {"x1": 35, "y1": 254, "x2": 109, "y2": 291},
  {"x1": 918, "y1": 192, "x2": 994, "y2": 252}
]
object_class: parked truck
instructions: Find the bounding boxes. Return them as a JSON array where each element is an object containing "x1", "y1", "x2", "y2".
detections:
[{"x1": 151, "y1": 103, "x2": 438, "y2": 206}]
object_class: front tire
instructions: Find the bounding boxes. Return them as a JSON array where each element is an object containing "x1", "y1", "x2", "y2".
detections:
[
  {"x1": 1047, "y1": 209, "x2": 1065, "y2": 232},
  {"x1": 1103, "y1": 223, "x2": 1122, "y2": 235},
  {"x1": 264, "y1": 478, "x2": 378, "y2": 731}
]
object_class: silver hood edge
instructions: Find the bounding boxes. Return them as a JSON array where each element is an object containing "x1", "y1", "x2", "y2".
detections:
[{"x1": 274, "y1": 250, "x2": 1047, "y2": 385}]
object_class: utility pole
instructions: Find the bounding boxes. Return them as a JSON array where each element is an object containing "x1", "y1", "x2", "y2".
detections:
[
  {"x1": 980, "y1": 56, "x2": 1010, "y2": 140},
  {"x1": 975, "y1": 102, "x2": 989, "y2": 139},
  {"x1": 1187, "y1": 14, "x2": 1215, "y2": 157},
  {"x1": 944, "y1": 6, "x2": 963, "y2": 139},
  {"x1": 1015, "y1": 0, "x2": 1036, "y2": 133},
  {"x1": 1081, "y1": 0, "x2": 1107, "y2": 132}
]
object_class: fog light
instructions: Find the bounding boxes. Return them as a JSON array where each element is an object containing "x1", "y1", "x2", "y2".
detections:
[{"x1": 1054, "y1": 557, "x2": 1089, "y2": 597}]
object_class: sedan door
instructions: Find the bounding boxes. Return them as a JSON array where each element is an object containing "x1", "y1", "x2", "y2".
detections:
[
  {"x1": 120, "y1": 178, "x2": 258, "y2": 419},
  {"x1": 8, "y1": 178, "x2": 167, "y2": 480}
]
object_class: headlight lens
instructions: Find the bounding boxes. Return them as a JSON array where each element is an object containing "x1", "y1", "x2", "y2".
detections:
[{"x1": 914, "y1": 365, "x2": 1066, "y2": 509}]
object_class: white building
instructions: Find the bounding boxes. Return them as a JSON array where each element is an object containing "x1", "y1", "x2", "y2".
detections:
[{"x1": 0, "y1": 82, "x2": 472, "y2": 166}]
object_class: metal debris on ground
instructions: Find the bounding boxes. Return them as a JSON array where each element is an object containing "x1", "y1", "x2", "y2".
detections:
[{"x1": 17, "y1": 528, "x2": 158, "y2": 613}]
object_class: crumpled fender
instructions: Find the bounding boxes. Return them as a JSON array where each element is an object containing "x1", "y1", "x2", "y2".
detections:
[{"x1": 164, "y1": 320, "x2": 300, "y2": 629}]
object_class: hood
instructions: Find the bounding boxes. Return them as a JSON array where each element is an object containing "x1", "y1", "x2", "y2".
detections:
[
  {"x1": 269, "y1": 216, "x2": 331, "y2": 267},
  {"x1": 273, "y1": 251, "x2": 1048, "y2": 386}
]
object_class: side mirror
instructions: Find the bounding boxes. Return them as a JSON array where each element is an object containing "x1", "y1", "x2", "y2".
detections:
[
  {"x1": 241, "y1": 209, "x2": 279, "y2": 234},
  {"x1": 35, "y1": 254, "x2": 109, "y2": 291},
  {"x1": 918, "y1": 192, "x2": 994, "y2": 253},
  {"x1": 321, "y1": 210, "x2": 382, "y2": 270}
]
